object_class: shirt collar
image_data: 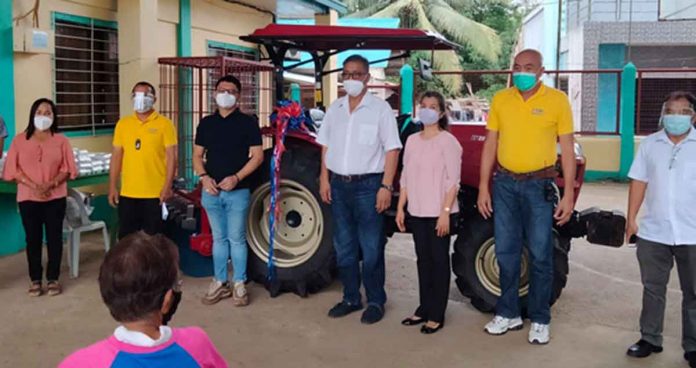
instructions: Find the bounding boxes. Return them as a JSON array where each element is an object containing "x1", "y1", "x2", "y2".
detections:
[
  {"x1": 215, "y1": 108, "x2": 241, "y2": 120},
  {"x1": 655, "y1": 128, "x2": 696, "y2": 144},
  {"x1": 514, "y1": 83, "x2": 547, "y2": 101},
  {"x1": 338, "y1": 93, "x2": 375, "y2": 112},
  {"x1": 113, "y1": 325, "x2": 173, "y2": 348},
  {"x1": 133, "y1": 110, "x2": 159, "y2": 124}
]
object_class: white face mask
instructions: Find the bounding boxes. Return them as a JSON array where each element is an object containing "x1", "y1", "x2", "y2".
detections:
[
  {"x1": 133, "y1": 92, "x2": 155, "y2": 113},
  {"x1": 343, "y1": 79, "x2": 365, "y2": 97},
  {"x1": 418, "y1": 108, "x2": 440, "y2": 126},
  {"x1": 215, "y1": 92, "x2": 237, "y2": 109},
  {"x1": 33, "y1": 115, "x2": 53, "y2": 131}
]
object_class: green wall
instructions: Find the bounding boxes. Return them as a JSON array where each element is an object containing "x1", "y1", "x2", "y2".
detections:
[
  {"x1": 0, "y1": 1, "x2": 15, "y2": 142},
  {"x1": 597, "y1": 44, "x2": 625, "y2": 133}
]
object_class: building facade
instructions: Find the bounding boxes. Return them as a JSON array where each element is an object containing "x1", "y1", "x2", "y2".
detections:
[
  {"x1": 519, "y1": 0, "x2": 696, "y2": 175},
  {"x1": 2, "y1": 0, "x2": 345, "y2": 152}
]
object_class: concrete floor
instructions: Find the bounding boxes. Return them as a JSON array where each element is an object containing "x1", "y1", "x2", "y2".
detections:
[{"x1": 0, "y1": 182, "x2": 688, "y2": 368}]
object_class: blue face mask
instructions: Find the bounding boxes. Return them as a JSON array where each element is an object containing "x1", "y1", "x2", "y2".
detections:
[
  {"x1": 662, "y1": 114, "x2": 693, "y2": 136},
  {"x1": 512, "y1": 72, "x2": 538, "y2": 92}
]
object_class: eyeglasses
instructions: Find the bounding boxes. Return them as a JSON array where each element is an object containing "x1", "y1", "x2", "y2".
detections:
[
  {"x1": 664, "y1": 108, "x2": 695, "y2": 115},
  {"x1": 341, "y1": 72, "x2": 367, "y2": 80},
  {"x1": 131, "y1": 92, "x2": 155, "y2": 99}
]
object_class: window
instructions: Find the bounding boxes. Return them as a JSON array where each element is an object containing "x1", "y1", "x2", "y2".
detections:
[
  {"x1": 54, "y1": 14, "x2": 119, "y2": 131},
  {"x1": 206, "y1": 42, "x2": 260, "y2": 115}
]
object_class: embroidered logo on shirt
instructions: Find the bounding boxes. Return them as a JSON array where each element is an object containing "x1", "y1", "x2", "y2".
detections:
[{"x1": 531, "y1": 108, "x2": 544, "y2": 116}]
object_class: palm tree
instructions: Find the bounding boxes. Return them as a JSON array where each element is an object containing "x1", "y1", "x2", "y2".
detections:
[{"x1": 345, "y1": 0, "x2": 502, "y2": 95}]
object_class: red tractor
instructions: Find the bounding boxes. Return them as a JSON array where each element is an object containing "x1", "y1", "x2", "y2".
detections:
[{"x1": 164, "y1": 24, "x2": 625, "y2": 314}]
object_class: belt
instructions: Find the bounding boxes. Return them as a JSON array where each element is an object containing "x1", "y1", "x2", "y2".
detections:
[
  {"x1": 330, "y1": 172, "x2": 382, "y2": 183},
  {"x1": 496, "y1": 165, "x2": 558, "y2": 181}
]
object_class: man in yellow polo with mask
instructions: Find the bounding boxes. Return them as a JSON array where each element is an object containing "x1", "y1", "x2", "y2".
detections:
[
  {"x1": 477, "y1": 49, "x2": 576, "y2": 345},
  {"x1": 108, "y1": 81, "x2": 177, "y2": 239}
]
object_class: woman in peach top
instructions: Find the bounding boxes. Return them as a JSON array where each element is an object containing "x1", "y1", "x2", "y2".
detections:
[
  {"x1": 3, "y1": 98, "x2": 77, "y2": 297},
  {"x1": 396, "y1": 91, "x2": 463, "y2": 334}
]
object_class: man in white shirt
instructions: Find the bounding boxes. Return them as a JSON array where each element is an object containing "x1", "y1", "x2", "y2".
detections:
[
  {"x1": 317, "y1": 54, "x2": 402, "y2": 325},
  {"x1": 626, "y1": 91, "x2": 696, "y2": 368}
]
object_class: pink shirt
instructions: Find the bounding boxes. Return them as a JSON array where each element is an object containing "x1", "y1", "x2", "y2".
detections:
[
  {"x1": 59, "y1": 327, "x2": 228, "y2": 368},
  {"x1": 400, "y1": 131, "x2": 462, "y2": 217},
  {"x1": 2, "y1": 132, "x2": 77, "y2": 202}
]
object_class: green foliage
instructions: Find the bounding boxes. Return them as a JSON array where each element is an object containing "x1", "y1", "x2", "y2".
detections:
[{"x1": 344, "y1": 0, "x2": 522, "y2": 98}]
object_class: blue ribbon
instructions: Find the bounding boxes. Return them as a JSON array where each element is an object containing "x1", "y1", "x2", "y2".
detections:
[{"x1": 267, "y1": 100, "x2": 313, "y2": 284}]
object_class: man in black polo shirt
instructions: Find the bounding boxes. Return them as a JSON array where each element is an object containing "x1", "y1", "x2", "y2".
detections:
[{"x1": 193, "y1": 75, "x2": 263, "y2": 306}]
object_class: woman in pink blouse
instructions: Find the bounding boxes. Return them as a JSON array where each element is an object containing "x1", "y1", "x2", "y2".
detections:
[
  {"x1": 396, "y1": 91, "x2": 463, "y2": 334},
  {"x1": 2, "y1": 98, "x2": 77, "y2": 297}
]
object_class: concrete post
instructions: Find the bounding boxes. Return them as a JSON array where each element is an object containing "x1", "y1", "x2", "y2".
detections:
[
  {"x1": 290, "y1": 83, "x2": 301, "y2": 102},
  {"x1": 177, "y1": 0, "x2": 193, "y2": 187},
  {"x1": 117, "y1": 0, "x2": 159, "y2": 118},
  {"x1": 400, "y1": 64, "x2": 414, "y2": 117},
  {"x1": 618, "y1": 62, "x2": 637, "y2": 180},
  {"x1": 0, "y1": 0, "x2": 15, "y2": 142},
  {"x1": 315, "y1": 10, "x2": 338, "y2": 106}
]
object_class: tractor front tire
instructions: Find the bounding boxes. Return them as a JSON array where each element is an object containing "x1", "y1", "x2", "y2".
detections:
[
  {"x1": 451, "y1": 216, "x2": 570, "y2": 314},
  {"x1": 246, "y1": 142, "x2": 335, "y2": 297}
]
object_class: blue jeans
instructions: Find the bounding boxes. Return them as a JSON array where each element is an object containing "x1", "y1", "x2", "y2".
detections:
[
  {"x1": 492, "y1": 172, "x2": 554, "y2": 324},
  {"x1": 202, "y1": 189, "x2": 250, "y2": 283},
  {"x1": 330, "y1": 174, "x2": 387, "y2": 307}
]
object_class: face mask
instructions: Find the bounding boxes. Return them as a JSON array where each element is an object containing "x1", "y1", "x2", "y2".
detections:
[
  {"x1": 161, "y1": 290, "x2": 182, "y2": 326},
  {"x1": 343, "y1": 79, "x2": 365, "y2": 97},
  {"x1": 215, "y1": 92, "x2": 237, "y2": 109},
  {"x1": 33, "y1": 115, "x2": 53, "y2": 131},
  {"x1": 512, "y1": 72, "x2": 538, "y2": 92},
  {"x1": 133, "y1": 92, "x2": 155, "y2": 113},
  {"x1": 662, "y1": 114, "x2": 693, "y2": 136},
  {"x1": 418, "y1": 108, "x2": 440, "y2": 126}
]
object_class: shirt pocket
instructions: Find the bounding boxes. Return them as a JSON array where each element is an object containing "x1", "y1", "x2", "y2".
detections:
[{"x1": 357, "y1": 123, "x2": 378, "y2": 146}]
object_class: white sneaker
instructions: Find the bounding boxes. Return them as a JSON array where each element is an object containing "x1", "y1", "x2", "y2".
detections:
[
  {"x1": 232, "y1": 281, "x2": 249, "y2": 307},
  {"x1": 484, "y1": 315, "x2": 524, "y2": 335},
  {"x1": 528, "y1": 322, "x2": 550, "y2": 345},
  {"x1": 201, "y1": 279, "x2": 232, "y2": 305}
]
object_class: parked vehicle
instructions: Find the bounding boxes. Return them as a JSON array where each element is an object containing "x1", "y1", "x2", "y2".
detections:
[{"x1": 165, "y1": 24, "x2": 626, "y2": 313}]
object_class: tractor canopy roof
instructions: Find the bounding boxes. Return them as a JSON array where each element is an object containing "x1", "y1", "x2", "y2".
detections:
[{"x1": 240, "y1": 24, "x2": 459, "y2": 51}]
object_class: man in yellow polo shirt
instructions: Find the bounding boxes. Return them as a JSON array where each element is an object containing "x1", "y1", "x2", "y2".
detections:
[
  {"x1": 477, "y1": 49, "x2": 576, "y2": 345},
  {"x1": 108, "y1": 81, "x2": 177, "y2": 238}
]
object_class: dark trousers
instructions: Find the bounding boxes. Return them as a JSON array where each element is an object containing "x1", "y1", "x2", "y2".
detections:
[
  {"x1": 637, "y1": 238, "x2": 696, "y2": 353},
  {"x1": 492, "y1": 173, "x2": 555, "y2": 324},
  {"x1": 330, "y1": 173, "x2": 387, "y2": 307},
  {"x1": 410, "y1": 216, "x2": 454, "y2": 324},
  {"x1": 18, "y1": 198, "x2": 67, "y2": 282},
  {"x1": 118, "y1": 196, "x2": 162, "y2": 239}
]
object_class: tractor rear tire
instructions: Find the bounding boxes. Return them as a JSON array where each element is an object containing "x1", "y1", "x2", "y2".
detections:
[
  {"x1": 451, "y1": 216, "x2": 570, "y2": 314},
  {"x1": 246, "y1": 142, "x2": 335, "y2": 297}
]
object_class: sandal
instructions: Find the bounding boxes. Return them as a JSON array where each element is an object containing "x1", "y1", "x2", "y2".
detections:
[
  {"x1": 47, "y1": 281, "x2": 62, "y2": 296},
  {"x1": 28, "y1": 282, "x2": 43, "y2": 297}
]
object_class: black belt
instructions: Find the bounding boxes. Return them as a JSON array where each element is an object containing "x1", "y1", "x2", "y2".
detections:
[
  {"x1": 496, "y1": 165, "x2": 558, "y2": 181},
  {"x1": 330, "y1": 172, "x2": 382, "y2": 183}
]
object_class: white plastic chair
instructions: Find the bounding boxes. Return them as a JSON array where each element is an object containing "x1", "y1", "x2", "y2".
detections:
[{"x1": 63, "y1": 188, "x2": 110, "y2": 278}]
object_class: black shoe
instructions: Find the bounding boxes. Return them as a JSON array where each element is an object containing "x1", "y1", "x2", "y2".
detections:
[
  {"x1": 361, "y1": 305, "x2": 384, "y2": 325},
  {"x1": 685, "y1": 351, "x2": 696, "y2": 368},
  {"x1": 420, "y1": 322, "x2": 444, "y2": 335},
  {"x1": 626, "y1": 340, "x2": 663, "y2": 358},
  {"x1": 401, "y1": 316, "x2": 425, "y2": 326},
  {"x1": 328, "y1": 301, "x2": 363, "y2": 318}
]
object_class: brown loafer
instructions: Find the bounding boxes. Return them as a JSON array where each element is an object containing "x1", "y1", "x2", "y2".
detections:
[
  {"x1": 47, "y1": 281, "x2": 62, "y2": 296},
  {"x1": 28, "y1": 282, "x2": 43, "y2": 297}
]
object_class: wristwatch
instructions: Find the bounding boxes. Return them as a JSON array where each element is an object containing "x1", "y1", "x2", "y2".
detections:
[
  {"x1": 443, "y1": 207, "x2": 451, "y2": 213},
  {"x1": 380, "y1": 184, "x2": 394, "y2": 192}
]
